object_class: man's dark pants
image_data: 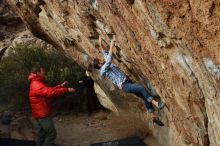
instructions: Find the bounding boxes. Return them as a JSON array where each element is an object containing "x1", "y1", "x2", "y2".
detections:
[{"x1": 36, "y1": 117, "x2": 57, "y2": 146}]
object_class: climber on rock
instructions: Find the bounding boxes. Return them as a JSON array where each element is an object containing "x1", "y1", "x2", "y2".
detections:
[{"x1": 93, "y1": 35, "x2": 165, "y2": 126}]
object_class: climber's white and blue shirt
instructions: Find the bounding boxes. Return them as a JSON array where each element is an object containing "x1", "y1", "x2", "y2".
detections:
[{"x1": 99, "y1": 50, "x2": 127, "y2": 89}]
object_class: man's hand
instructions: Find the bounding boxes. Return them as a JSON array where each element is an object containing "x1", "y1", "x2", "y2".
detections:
[
  {"x1": 68, "y1": 88, "x2": 75, "y2": 92},
  {"x1": 78, "y1": 80, "x2": 84, "y2": 84},
  {"x1": 61, "y1": 81, "x2": 68, "y2": 87}
]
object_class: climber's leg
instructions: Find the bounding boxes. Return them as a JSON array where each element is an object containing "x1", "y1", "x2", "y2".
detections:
[
  {"x1": 122, "y1": 83, "x2": 164, "y2": 126},
  {"x1": 134, "y1": 84, "x2": 165, "y2": 110},
  {"x1": 122, "y1": 83, "x2": 155, "y2": 113},
  {"x1": 152, "y1": 99, "x2": 165, "y2": 110},
  {"x1": 149, "y1": 112, "x2": 164, "y2": 126}
]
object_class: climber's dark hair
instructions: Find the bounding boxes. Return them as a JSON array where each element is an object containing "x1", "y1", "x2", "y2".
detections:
[
  {"x1": 86, "y1": 63, "x2": 94, "y2": 71},
  {"x1": 93, "y1": 58, "x2": 101, "y2": 69}
]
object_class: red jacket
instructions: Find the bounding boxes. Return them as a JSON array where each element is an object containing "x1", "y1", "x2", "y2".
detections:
[{"x1": 28, "y1": 73, "x2": 69, "y2": 119}]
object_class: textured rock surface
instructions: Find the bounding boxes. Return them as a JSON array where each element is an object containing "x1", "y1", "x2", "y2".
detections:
[
  {"x1": 0, "y1": 0, "x2": 24, "y2": 41},
  {"x1": 0, "y1": 0, "x2": 54, "y2": 59},
  {"x1": 6, "y1": 0, "x2": 220, "y2": 146},
  {"x1": 0, "y1": 0, "x2": 24, "y2": 58}
]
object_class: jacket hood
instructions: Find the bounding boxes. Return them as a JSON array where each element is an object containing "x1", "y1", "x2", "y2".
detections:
[{"x1": 28, "y1": 73, "x2": 45, "y2": 82}]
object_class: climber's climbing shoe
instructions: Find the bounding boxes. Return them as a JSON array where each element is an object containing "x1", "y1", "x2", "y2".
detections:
[
  {"x1": 153, "y1": 118, "x2": 164, "y2": 127},
  {"x1": 158, "y1": 100, "x2": 165, "y2": 110}
]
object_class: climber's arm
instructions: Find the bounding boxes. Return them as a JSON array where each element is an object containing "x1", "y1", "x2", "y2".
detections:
[
  {"x1": 99, "y1": 35, "x2": 106, "y2": 51},
  {"x1": 108, "y1": 39, "x2": 115, "y2": 56},
  {"x1": 100, "y1": 35, "x2": 115, "y2": 60},
  {"x1": 100, "y1": 37, "x2": 116, "y2": 76}
]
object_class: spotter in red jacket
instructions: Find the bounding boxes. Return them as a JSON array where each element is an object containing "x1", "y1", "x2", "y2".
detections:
[{"x1": 28, "y1": 73, "x2": 68, "y2": 119}]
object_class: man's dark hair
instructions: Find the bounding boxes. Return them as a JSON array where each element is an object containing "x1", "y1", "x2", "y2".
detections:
[
  {"x1": 93, "y1": 58, "x2": 101, "y2": 69},
  {"x1": 31, "y1": 63, "x2": 42, "y2": 73},
  {"x1": 31, "y1": 66, "x2": 41, "y2": 73}
]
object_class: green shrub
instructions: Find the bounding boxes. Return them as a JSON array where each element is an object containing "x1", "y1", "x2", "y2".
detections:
[{"x1": 0, "y1": 43, "x2": 84, "y2": 112}]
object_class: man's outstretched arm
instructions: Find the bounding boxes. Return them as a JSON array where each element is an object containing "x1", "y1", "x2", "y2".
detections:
[{"x1": 36, "y1": 85, "x2": 75, "y2": 99}]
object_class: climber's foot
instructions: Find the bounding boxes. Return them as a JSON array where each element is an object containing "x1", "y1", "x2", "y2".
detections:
[
  {"x1": 153, "y1": 118, "x2": 164, "y2": 127},
  {"x1": 158, "y1": 100, "x2": 165, "y2": 110}
]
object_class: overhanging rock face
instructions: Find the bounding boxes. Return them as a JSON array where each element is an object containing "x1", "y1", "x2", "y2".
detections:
[{"x1": 6, "y1": 0, "x2": 220, "y2": 145}]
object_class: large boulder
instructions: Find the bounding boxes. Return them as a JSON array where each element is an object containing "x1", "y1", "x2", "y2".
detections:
[
  {"x1": 0, "y1": 0, "x2": 53, "y2": 59},
  {"x1": 6, "y1": 0, "x2": 220, "y2": 145},
  {"x1": 0, "y1": 0, "x2": 24, "y2": 55}
]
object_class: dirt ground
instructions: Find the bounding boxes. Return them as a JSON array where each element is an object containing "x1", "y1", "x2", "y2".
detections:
[
  {"x1": 0, "y1": 110, "x2": 160, "y2": 146},
  {"x1": 54, "y1": 111, "x2": 160, "y2": 146}
]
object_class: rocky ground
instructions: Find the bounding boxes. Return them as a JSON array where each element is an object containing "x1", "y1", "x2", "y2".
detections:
[{"x1": 0, "y1": 111, "x2": 160, "y2": 146}]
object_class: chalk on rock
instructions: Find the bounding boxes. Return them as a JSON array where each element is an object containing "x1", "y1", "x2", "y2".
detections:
[
  {"x1": 91, "y1": 0, "x2": 98, "y2": 10},
  {"x1": 83, "y1": 54, "x2": 89, "y2": 62}
]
